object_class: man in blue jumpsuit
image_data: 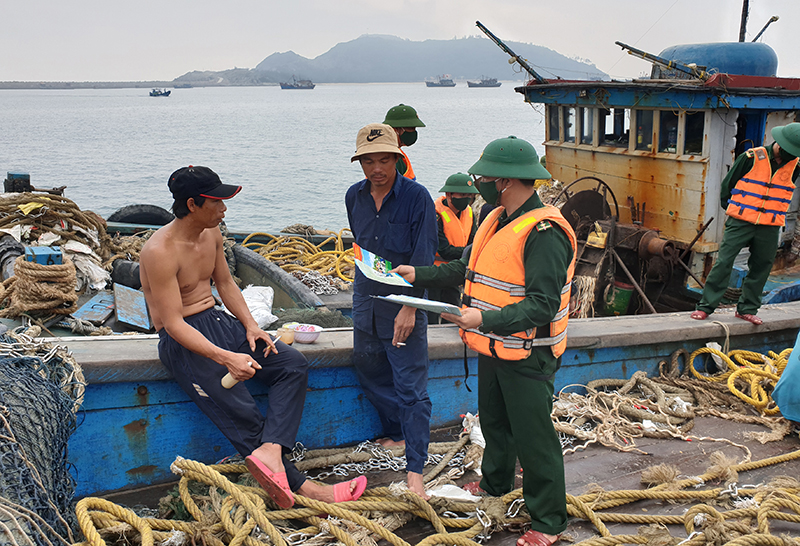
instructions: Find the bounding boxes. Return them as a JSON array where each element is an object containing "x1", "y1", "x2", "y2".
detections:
[{"x1": 345, "y1": 123, "x2": 438, "y2": 498}]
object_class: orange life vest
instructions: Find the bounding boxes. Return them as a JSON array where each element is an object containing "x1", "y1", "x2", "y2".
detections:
[
  {"x1": 726, "y1": 147, "x2": 799, "y2": 226},
  {"x1": 460, "y1": 205, "x2": 577, "y2": 360},
  {"x1": 434, "y1": 196, "x2": 474, "y2": 265},
  {"x1": 399, "y1": 149, "x2": 416, "y2": 181}
]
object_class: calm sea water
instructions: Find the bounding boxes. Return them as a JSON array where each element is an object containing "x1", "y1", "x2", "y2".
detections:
[{"x1": 1, "y1": 83, "x2": 545, "y2": 232}]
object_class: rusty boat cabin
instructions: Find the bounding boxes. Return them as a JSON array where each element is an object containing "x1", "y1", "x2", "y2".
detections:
[{"x1": 515, "y1": 41, "x2": 800, "y2": 315}]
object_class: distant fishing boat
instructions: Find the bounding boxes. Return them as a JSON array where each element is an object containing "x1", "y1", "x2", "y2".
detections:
[
  {"x1": 467, "y1": 76, "x2": 501, "y2": 88},
  {"x1": 280, "y1": 76, "x2": 315, "y2": 90},
  {"x1": 425, "y1": 75, "x2": 456, "y2": 87},
  {"x1": 149, "y1": 89, "x2": 171, "y2": 97}
]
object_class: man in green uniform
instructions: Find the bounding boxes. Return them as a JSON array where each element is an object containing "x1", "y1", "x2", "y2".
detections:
[
  {"x1": 428, "y1": 172, "x2": 479, "y2": 321},
  {"x1": 394, "y1": 137, "x2": 573, "y2": 546},
  {"x1": 692, "y1": 123, "x2": 800, "y2": 325},
  {"x1": 383, "y1": 104, "x2": 425, "y2": 180}
]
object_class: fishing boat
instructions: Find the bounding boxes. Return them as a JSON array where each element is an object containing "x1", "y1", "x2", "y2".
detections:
[
  {"x1": 425, "y1": 75, "x2": 456, "y2": 87},
  {"x1": 12, "y1": 18, "x2": 800, "y2": 503},
  {"x1": 474, "y1": 18, "x2": 800, "y2": 318},
  {"x1": 279, "y1": 76, "x2": 315, "y2": 89},
  {"x1": 149, "y1": 88, "x2": 171, "y2": 97},
  {"x1": 467, "y1": 76, "x2": 501, "y2": 88}
]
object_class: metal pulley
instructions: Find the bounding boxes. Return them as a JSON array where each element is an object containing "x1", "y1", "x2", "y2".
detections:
[{"x1": 638, "y1": 230, "x2": 675, "y2": 260}]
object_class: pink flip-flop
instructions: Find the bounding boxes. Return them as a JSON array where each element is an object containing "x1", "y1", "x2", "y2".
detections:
[
  {"x1": 333, "y1": 475, "x2": 368, "y2": 503},
  {"x1": 517, "y1": 529, "x2": 561, "y2": 546},
  {"x1": 245, "y1": 455, "x2": 294, "y2": 509}
]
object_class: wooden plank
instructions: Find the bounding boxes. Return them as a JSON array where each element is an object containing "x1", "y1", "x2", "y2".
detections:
[{"x1": 113, "y1": 284, "x2": 152, "y2": 332}]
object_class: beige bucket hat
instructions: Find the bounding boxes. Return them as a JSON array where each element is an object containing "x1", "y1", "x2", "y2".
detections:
[{"x1": 351, "y1": 123, "x2": 402, "y2": 162}]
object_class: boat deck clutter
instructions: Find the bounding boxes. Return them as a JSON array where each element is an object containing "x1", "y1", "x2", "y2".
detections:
[
  {"x1": 242, "y1": 227, "x2": 354, "y2": 296},
  {"x1": 63, "y1": 340, "x2": 800, "y2": 546}
]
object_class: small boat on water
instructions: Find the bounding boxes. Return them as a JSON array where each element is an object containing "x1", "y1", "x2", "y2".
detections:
[
  {"x1": 279, "y1": 76, "x2": 315, "y2": 89},
  {"x1": 149, "y1": 88, "x2": 171, "y2": 97},
  {"x1": 425, "y1": 75, "x2": 456, "y2": 87},
  {"x1": 467, "y1": 76, "x2": 501, "y2": 88}
]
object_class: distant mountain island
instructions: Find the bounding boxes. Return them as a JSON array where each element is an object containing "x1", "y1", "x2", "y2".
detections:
[{"x1": 174, "y1": 34, "x2": 607, "y2": 86}]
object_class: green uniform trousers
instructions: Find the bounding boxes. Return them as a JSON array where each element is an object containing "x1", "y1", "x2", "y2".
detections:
[
  {"x1": 477, "y1": 352, "x2": 568, "y2": 536},
  {"x1": 697, "y1": 216, "x2": 781, "y2": 315}
]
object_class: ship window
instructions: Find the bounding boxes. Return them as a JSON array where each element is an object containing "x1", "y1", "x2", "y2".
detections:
[
  {"x1": 580, "y1": 108, "x2": 594, "y2": 145},
  {"x1": 563, "y1": 107, "x2": 575, "y2": 143},
  {"x1": 600, "y1": 108, "x2": 630, "y2": 147},
  {"x1": 635, "y1": 110, "x2": 654, "y2": 151},
  {"x1": 548, "y1": 106, "x2": 559, "y2": 141},
  {"x1": 684, "y1": 110, "x2": 705, "y2": 155},
  {"x1": 658, "y1": 111, "x2": 679, "y2": 153}
]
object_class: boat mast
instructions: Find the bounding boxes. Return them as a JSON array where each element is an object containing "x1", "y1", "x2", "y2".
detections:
[
  {"x1": 475, "y1": 21, "x2": 547, "y2": 84},
  {"x1": 738, "y1": 0, "x2": 749, "y2": 42}
]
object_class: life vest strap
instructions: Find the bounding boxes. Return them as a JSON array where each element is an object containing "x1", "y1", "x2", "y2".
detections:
[
  {"x1": 466, "y1": 329, "x2": 533, "y2": 350},
  {"x1": 727, "y1": 199, "x2": 790, "y2": 215},
  {"x1": 465, "y1": 269, "x2": 526, "y2": 297},
  {"x1": 731, "y1": 188, "x2": 793, "y2": 204},
  {"x1": 461, "y1": 294, "x2": 502, "y2": 311},
  {"x1": 736, "y1": 179, "x2": 795, "y2": 193},
  {"x1": 465, "y1": 327, "x2": 567, "y2": 350}
]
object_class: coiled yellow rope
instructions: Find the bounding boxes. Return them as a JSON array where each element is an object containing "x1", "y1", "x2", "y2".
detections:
[
  {"x1": 71, "y1": 448, "x2": 800, "y2": 546},
  {"x1": 687, "y1": 347, "x2": 791, "y2": 415},
  {"x1": 242, "y1": 229, "x2": 355, "y2": 283}
]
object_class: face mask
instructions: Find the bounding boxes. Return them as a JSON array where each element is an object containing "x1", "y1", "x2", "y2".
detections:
[
  {"x1": 478, "y1": 178, "x2": 503, "y2": 205},
  {"x1": 450, "y1": 197, "x2": 472, "y2": 211},
  {"x1": 399, "y1": 130, "x2": 418, "y2": 146},
  {"x1": 779, "y1": 147, "x2": 797, "y2": 163}
]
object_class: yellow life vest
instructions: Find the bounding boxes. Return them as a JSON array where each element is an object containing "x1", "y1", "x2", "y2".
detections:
[
  {"x1": 726, "y1": 146, "x2": 799, "y2": 226},
  {"x1": 434, "y1": 196, "x2": 474, "y2": 266},
  {"x1": 460, "y1": 205, "x2": 577, "y2": 359}
]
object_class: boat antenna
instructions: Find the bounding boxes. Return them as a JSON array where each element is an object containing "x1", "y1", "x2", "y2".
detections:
[
  {"x1": 615, "y1": 41, "x2": 709, "y2": 81},
  {"x1": 475, "y1": 21, "x2": 547, "y2": 84},
  {"x1": 752, "y1": 15, "x2": 779, "y2": 42}
]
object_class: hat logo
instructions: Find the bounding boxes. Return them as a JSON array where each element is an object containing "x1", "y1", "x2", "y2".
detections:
[{"x1": 366, "y1": 129, "x2": 383, "y2": 142}]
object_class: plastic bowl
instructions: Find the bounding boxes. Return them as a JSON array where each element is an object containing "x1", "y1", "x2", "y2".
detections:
[{"x1": 292, "y1": 323, "x2": 323, "y2": 344}]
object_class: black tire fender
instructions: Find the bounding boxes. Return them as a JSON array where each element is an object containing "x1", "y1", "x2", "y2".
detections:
[{"x1": 107, "y1": 204, "x2": 174, "y2": 226}]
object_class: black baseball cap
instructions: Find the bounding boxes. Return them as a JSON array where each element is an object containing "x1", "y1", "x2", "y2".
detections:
[{"x1": 168, "y1": 166, "x2": 242, "y2": 200}]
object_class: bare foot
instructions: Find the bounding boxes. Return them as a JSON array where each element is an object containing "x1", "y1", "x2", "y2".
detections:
[
  {"x1": 376, "y1": 437, "x2": 405, "y2": 447},
  {"x1": 251, "y1": 443, "x2": 285, "y2": 473},
  {"x1": 407, "y1": 471, "x2": 429, "y2": 500},
  {"x1": 297, "y1": 478, "x2": 359, "y2": 503}
]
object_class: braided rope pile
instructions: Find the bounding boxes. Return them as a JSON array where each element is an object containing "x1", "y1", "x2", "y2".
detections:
[
  {"x1": 554, "y1": 345, "x2": 797, "y2": 456},
  {"x1": 242, "y1": 229, "x2": 354, "y2": 294},
  {"x1": 70, "y1": 439, "x2": 800, "y2": 546},
  {"x1": 0, "y1": 256, "x2": 78, "y2": 318},
  {"x1": 0, "y1": 193, "x2": 111, "y2": 256}
]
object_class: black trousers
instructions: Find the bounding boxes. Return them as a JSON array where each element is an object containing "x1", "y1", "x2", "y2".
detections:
[{"x1": 158, "y1": 307, "x2": 309, "y2": 491}]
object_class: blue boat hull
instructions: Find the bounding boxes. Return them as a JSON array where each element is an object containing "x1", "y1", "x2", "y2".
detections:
[{"x1": 64, "y1": 303, "x2": 800, "y2": 497}]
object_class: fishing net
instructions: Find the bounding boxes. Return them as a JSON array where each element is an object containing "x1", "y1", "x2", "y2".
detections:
[{"x1": 0, "y1": 326, "x2": 85, "y2": 546}]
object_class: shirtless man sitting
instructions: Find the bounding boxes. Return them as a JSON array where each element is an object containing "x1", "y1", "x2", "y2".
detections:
[{"x1": 139, "y1": 165, "x2": 366, "y2": 508}]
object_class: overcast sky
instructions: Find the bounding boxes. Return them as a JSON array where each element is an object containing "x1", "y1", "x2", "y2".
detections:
[{"x1": 3, "y1": 0, "x2": 799, "y2": 82}]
